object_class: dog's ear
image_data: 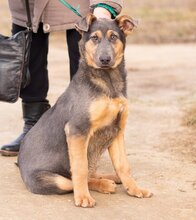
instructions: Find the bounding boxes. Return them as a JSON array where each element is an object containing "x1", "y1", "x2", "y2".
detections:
[
  {"x1": 75, "y1": 13, "x2": 96, "y2": 34},
  {"x1": 115, "y1": 15, "x2": 138, "y2": 36}
]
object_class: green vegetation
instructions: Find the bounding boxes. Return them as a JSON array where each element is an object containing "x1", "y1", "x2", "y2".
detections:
[
  {"x1": 184, "y1": 107, "x2": 196, "y2": 128},
  {"x1": 123, "y1": 0, "x2": 196, "y2": 43}
]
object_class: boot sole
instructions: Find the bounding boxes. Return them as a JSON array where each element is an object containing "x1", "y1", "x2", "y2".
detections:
[{"x1": 0, "y1": 150, "x2": 18, "y2": 157}]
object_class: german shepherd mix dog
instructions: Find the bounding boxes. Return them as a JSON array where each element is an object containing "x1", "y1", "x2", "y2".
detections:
[{"x1": 18, "y1": 14, "x2": 152, "y2": 208}]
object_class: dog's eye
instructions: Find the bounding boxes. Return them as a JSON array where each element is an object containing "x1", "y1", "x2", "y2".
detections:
[
  {"x1": 110, "y1": 34, "x2": 118, "y2": 41},
  {"x1": 90, "y1": 35, "x2": 99, "y2": 42}
]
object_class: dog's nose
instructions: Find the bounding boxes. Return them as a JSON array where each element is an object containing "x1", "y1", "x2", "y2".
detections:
[{"x1": 99, "y1": 55, "x2": 111, "y2": 65}]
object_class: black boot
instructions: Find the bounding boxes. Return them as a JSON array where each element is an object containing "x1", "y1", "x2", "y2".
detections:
[{"x1": 0, "y1": 101, "x2": 50, "y2": 156}]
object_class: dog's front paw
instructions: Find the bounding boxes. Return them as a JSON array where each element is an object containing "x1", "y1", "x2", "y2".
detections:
[
  {"x1": 74, "y1": 194, "x2": 96, "y2": 208},
  {"x1": 127, "y1": 187, "x2": 153, "y2": 198}
]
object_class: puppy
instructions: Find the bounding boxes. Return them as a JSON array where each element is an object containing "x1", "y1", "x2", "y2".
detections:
[{"x1": 18, "y1": 14, "x2": 152, "y2": 208}]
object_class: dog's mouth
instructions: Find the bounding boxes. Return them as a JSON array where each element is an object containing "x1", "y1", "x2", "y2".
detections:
[
  {"x1": 94, "y1": 65, "x2": 114, "y2": 70},
  {"x1": 98, "y1": 64, "x2": 112, "y2": 69},
  {"x1": 94, "y1": 62, "x2": 116, "y2": 69},
  {"x1": 93, "y1": 54, "x2": 115, "y2": 69}
]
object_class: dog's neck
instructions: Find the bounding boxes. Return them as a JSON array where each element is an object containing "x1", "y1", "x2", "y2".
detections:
[{"x1": 78, "y1": 58, "x2": 127, "y2": 98}]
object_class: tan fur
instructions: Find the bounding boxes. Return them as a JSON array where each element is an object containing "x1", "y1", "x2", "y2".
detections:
[
  {"x1": 90, "y1": 173, "x2": 121, "y2": 184},
  {"x1": 112, "y1": 39, "x2": 124, "y2": 68},
  {"x1": 85, "y1": 14, "x2": 96, "y2": 29},
  {"x1": 106, "y1": 30, "x2": 124, "y2": 68},
  {"x1": 85, "y1": 31, "x2": 102, "y2": 68},
  {"x1": 65, "y1": 131, "x2": 95, "y2": 207},
  {"x1": 116, "y1": 15, "x2": 138, "y2": 36},
  {"x1": 106, "y1": 30, "x2": 119, "y2": 39},
  {"x1": 88, "y1": 178, "x2": 117, "y2": 194},
  {"x1": 52, "y1": 173, "x2": 118, "y2": 194},
  {"x1": 53, "y1": 175, "x2": 118, "y2": 194},
  {"x1": 65, "y1": 134, "x2": 88, "y2": 188},
  {"x1": 54, "y1": 176, "x2": 73, "y2": 191},
  {"x1": 89, "y1": 96, "x2": 128, "y2": 134},
  {"x1": 48, "y1": 174, "x2": 118, "y2": 194},
  {"x1": 90, "y1": 77, "x2": 110, "y2": 94},
  {"x1": 93, "y1": 30, "x2": 102, "y2": 39}
]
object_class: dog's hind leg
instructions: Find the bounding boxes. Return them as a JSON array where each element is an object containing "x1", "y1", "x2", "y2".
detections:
[
  {"x1": 27, "y1": 171, "x2": 73, "y2": 195},
  {"x1": 88, "y1": 178, "x2": 117, "y2": 194},
  {"x1": 90, "y1": 173, "x2": 122, "y2": 184}
]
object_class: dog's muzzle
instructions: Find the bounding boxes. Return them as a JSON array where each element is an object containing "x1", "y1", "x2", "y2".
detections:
[{"x1": 98, "y1": 55, "x2": 114, "y2": 68}]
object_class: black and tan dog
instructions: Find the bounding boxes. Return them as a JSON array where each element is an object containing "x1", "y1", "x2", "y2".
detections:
[{"x1": 18, "y1": 14, "x2": 152, "y2": 208}]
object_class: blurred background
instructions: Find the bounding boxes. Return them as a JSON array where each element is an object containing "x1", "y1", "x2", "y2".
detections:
[
  {"x1": 0, "y1": 2, "x2": 196, "y2": 219},
  {"x1": 1, "y1": 0, "x2": 196, "y2": 43},
  {"x1": 123, "y1": 0, "x2": 196, "y2": 43}
]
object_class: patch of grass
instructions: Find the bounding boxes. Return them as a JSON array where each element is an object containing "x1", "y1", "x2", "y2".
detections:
[
  {"x1": 125, "y1": 8, "x2": 196, "y2": 43},
  {"x1": 184, "y1": 106, "x2": 196, "y2": 128},
  {"x1": 123, "y1": 1, "x2": 196, "y2": 43}
]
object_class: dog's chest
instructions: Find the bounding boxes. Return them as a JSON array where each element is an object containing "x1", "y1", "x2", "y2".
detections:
[
  {"x1": 88, "y1": 95, "x2": 128, "y2": 153},
  {"x1": 89, "y1": 96, "x2": 127, "y2": 132},
  {"x1": 88, "y1": 118, "x2": 120, "y2": 152},
  {"x1": 87, "y1": 116, "x2": 120, "y2": 171}
]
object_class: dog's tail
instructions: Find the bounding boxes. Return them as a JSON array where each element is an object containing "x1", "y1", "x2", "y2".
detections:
[{"x1": 26, "y1": 171, "x2": 73, "y2": 195}]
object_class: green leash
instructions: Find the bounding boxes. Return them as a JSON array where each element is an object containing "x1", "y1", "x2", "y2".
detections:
[
  {"x1": 59, "y1": 0, "x2": 82, "y2": 17},
  {"x1": 60, "y1": 0, "x2": 117, "y2": 19}
]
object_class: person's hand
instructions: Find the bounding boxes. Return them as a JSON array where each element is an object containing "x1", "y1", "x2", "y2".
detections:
[{"x1": 93, "y1": 7, "x2": 111, "y2": 19}]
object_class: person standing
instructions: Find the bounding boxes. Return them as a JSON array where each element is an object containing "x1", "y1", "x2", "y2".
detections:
[{"x1": 0, "y1": 0, "x2": 123, "y2": 156}]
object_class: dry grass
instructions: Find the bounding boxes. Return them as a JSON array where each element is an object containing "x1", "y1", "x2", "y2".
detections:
[
  {"x1": 168, "y1": 104, "x2": 196, "y2": 162},
  {"x1": 123, "y1": 0, "x2": 196, "y2": 43},
  {"x1": 182, "y1": 92, "x2": 196, "y2": 129},
  {"x1": 162, "y1": 105, "x2": 196, "y2": 162},
  {"x1": 184, "y1": 107, "x2": 196, "y2": 128}
]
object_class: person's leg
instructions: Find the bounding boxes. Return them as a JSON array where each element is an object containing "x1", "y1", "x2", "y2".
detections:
[
  {"x1": 66, "y1": 29, "x2": 81, "y2": 79},
  {"x1": 20, "y1": 23, "x2": 49, "y2": 102},
  {"x1": 0, "y1": 23, "x2": 50, "y2": 156}
]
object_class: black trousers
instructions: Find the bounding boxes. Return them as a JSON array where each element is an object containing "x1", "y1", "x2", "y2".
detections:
[{"x1": 12, "y1": 23, "x2": 81, "y2": 102}]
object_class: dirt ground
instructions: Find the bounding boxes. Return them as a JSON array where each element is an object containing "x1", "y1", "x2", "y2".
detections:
[{"x1": 0, "y1": 42, "x2": 196, "y2": 220}]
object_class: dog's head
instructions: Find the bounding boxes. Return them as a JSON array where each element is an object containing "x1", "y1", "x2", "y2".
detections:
[{"x1": 76, "y1": 14, "x2": 137, "y2": 69}]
